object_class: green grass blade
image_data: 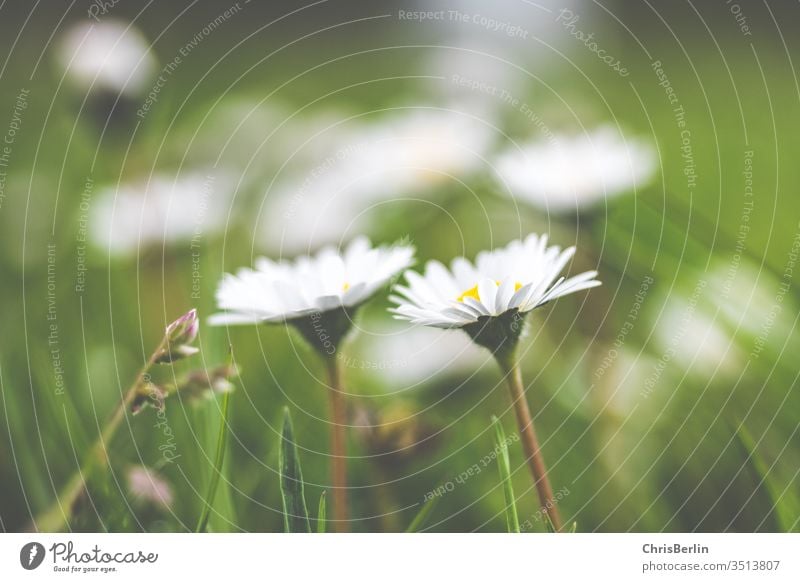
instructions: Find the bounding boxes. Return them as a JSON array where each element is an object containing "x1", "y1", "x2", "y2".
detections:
[
  {"x1": 405, "y1": 497, "x2": 439, "y2": 533},
  {"x1": 195, "y1": 390, "x2": 231, "y2": 533},
  {"x1": 279, "y1": 407, "x2": 311, "y2": 533},
  {"x1": 732, "y1": 421, "x2": 798, "y2": 532},
  {"x1": 492, "y1": 415, "x2": 520, "y2": 533},
  {"x1": 317, "y1": 490, "x2": 327, "y2": 533}
]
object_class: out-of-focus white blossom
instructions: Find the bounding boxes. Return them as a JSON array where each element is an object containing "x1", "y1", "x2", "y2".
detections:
[
  {"x1": 89, "y1": 171, "x2": 232, "y2": 256},
  {"x1": 58, "y1": 20, "x2": 157, "y2": 97},
  {"x1": 493, "y1": 126, "x2": 657, "y2": 213},
  {"x1": 260, "y1": 107, "x2": 495, "y2": 252}
]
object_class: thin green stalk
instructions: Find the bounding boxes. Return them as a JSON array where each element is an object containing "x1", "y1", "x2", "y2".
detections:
[
  {"x1": 33, "y1": 338, "x2": 168, "y2": 532},
  {"x1": 195, "y1": 390, "x2": 231, "y2": 532},
  {"x1": 406, "y1": 497, "x2": 439, "y2": 533},
  {"x1": 495, "y1": 351, "x2": 563, "y2": 532},
  {"x1": 279, "y1": 407, "x2": 311, "y2": 533},
  {"x1": 317, "y1": 491, "x2": 327, "y2": 533},
  {"x1": 492, "y1": 415, "x2": 520, "y2": 533}
]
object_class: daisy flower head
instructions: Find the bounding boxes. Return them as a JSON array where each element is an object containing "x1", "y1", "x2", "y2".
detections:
[
  {"x1": 390, "y1": 233, "x2": 600, "y2": 355},
  {"x1": 260, "y1": 106, "x2": 494, "y2": 252},
  {"x1": 58, "y1": 20, "x2": 157, "y2": 98},
  {"x1": 90, "y1": 171, "x2": 233, "y2": 257},
  {"x1": 493, "y1": 125, "x2": 657, "y2": 214},
  {"x1": 210, "y1": 236, "x2": 415, "y2": 355}
]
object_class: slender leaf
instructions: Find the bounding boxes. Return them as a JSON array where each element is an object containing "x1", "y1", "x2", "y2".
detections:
[
  {"x1": 195, "y1": 390, "x2": 231, "y2": 533},
  {"x1": 279, "y1": 407, "x2": 311, "y2": 533},
  {"x1": 544, "y1": 514, "x2": 556, "y2": 533},
  {"x1": 317, "y1": 491, "x2": 327, "y2": 533},
  {"x1": 732, "y1": 421, "x2": 798, "y2": 532},
  {"x1": 406, "y1": 497, "x2": 439, "y2": 532},
  {"x1": 492, "y1": 415, "x2": 520, "y2": 533}
]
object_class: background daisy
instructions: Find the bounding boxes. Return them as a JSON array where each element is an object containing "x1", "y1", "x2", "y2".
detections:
[{"x1": 493, "y1": 125, "x2": 656, "y2": 214}]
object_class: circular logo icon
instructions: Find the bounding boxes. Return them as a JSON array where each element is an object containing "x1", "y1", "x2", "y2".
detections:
[{"x1": 19, "y1": 542, "x2": 45, "y2": 570}]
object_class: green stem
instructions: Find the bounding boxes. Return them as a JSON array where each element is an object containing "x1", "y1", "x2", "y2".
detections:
[
  {"x1": 32, "y1": 338, "x2": 167, "y2": 532},
  {"x1": 196, "y1": 390, "x2": 231, "y2": 532},
  {"x1": 495, "y1": 351, "x2": 563, "y2": 532},
  {"x1": 324, "y1": 356, "x2": 349, "y2": 532}
]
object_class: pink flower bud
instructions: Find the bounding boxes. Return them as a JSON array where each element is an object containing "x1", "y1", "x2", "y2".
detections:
[{"x1": 166, "y1": 308, "x2": 199, "y2": 345}]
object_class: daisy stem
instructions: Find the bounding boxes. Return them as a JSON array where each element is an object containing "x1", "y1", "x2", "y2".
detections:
[
  {"x1": 324, "y1": 355, "x2": 349, "y2": 532},
  {"x1": 32, "y1": 338, "x2": 167, "y2": 532},
  {"x1": 496, "y1": 353, "x2": 563, "y2": 532}
]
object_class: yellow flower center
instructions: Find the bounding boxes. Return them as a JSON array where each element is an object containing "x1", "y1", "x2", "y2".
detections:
[
  {"x1": 457, "y1": 281, "x2": 522, "y2": 302},
  {"x1": 342, "y1": 282, "x2": 350, "y2": 292}
]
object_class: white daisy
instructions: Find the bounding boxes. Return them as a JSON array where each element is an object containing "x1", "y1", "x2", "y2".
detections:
[
  {"x1": 89, "y1": 171, "x2": 232, "y2": 256},
  {"x1": 390, "y1": 233, "x2": 595, "y2": 530},
  {"x1": 493, "y1": 125, "x2": 656, "y2": 213},
  {"x1": 210, "y1": 236, "x2": 414, "y2": 330},
  {"x1": 390, "y1": 233, "x2": 600, "y2": 345},
  {"x1": 58, "y1": 20, "x2": 157, "y2": 97}
]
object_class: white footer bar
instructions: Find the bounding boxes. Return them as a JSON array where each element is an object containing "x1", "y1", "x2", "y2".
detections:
[{"x1": 1, "y1": 533, "x2": 797, "y2": 581}]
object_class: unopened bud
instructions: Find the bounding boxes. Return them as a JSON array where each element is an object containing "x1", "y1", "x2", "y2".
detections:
[
  {"x1": 157, "y1": 309, "x2": 200, "y2": 363},
  {"x1": 166, "y1": 308, "x2": 199, "y2": 345}
]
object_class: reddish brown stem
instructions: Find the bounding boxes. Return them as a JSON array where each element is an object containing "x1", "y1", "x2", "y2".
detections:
[
  {"x1": 325, "y1": 357, "x2": 349, "y2": 532},
  {"x1": 498, "y1": 355, "x2": 563, "y2": 532}
]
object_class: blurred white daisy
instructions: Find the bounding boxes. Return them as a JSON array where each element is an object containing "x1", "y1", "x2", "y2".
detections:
[
  {"x1": 362, "y1": 108, "x2": 493, "y2": 191},
  {"x1": 653, "y1": 298, "x2": 744, "y2": 381},
  {"x1": 493, "y1": 125, "x2": 656, "y2": 213},
  {"x1": 210, "y1": 236, "x2": 414, "y2": 344},
  {"x1": 350, "y1": 321, "x2": 489, "y2": 391},
  {"x1": 89, "y1": 171, "x2": 232, "y2": 256},
  {"x1": 390, "y1": 233, "x2": 600, "y2": 338},
  {"x1": 58, "y1": 20, "x2": 157, "y2": 97},
  {"x1": 261, "y1": 107, "x2": 494, "y2": 252}
]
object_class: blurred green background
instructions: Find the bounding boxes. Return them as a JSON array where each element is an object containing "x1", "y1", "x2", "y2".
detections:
[{"x1": 0, "y1": 0, "x2": 798, "y2": 533}]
